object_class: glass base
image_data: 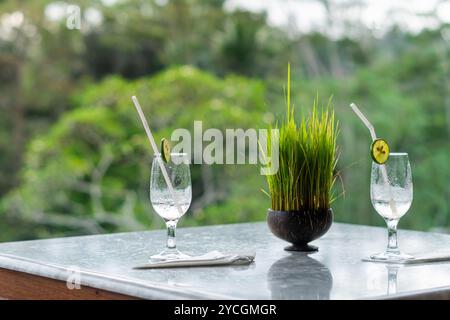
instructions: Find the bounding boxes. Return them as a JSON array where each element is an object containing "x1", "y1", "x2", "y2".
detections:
[
  {"x1": 150, "y1": 248, "x2": 191, "y2": 262},
  {"x1": 366, "y1": 250, "x2": 414, "y2": 263}
]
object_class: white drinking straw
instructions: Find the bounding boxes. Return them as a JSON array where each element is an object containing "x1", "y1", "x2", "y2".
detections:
[
  {"x1": 349, "y1": 102, "x2": 398, "y2": 216},
  {"x1": 131, "y1": 96, "x2": 183, "y2": 216},
  {"x1": 350, "y1": 103, "x2": 377, "y2": 141}
]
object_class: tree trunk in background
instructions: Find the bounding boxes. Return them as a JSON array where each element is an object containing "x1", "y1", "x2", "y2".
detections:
[{"x1": 300, "y1": 39, "x2": 323, "y2": 77}]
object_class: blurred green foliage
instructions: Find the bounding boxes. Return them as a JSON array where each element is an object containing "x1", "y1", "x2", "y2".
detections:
[
  {"x1": 1, "y1": 66, "x2": 269, "y2": 238},
  {"x1": 0, "y1": 0, "x2": 449, "y2": 240}
]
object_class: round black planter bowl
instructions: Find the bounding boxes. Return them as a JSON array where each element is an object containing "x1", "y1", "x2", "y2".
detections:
[{"x1": 267, "y1": 208, "x2": 333, "y2": 252}]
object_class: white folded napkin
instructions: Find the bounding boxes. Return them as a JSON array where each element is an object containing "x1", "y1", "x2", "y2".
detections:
[
  {"x1": 363, "y1": 252, "x2": 450, "y2": 264},
  {"x1": 134, "y1": 250, "x2": 256, "y2": 269}
]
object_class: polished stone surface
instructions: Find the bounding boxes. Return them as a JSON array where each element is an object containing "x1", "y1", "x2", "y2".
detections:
[{"x1": 0, "y1": 222, "x2": 450, "y2": 299}]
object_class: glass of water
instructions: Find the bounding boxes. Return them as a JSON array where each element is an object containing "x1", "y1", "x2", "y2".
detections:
[
  {"x1": 150, "y1": 153, "x2": 192, "y2": 261},
  {"x1": 369, "y1": 153, "x2": 413, "y2": 262}
]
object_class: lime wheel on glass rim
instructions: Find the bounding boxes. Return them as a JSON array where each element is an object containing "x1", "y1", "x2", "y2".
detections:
[
  {"x1": 370, "y1": 138, "x2": 390, "y2": 164},
  {"x1": 160, "y1": 138, "x2": 171, "y2": 163}
]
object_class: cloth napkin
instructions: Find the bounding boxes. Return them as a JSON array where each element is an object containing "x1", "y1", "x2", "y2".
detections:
[
  {"x1": 134, "y1": 250, "x2": 256, "y2": 269},
  {"x1": 363, "y1": 252, "x2": 450, "y2": 264}
]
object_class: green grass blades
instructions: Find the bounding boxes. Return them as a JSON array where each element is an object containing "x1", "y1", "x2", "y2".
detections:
[{"x1": 265, "y1": 65, "x2": 339, "y2": 212}]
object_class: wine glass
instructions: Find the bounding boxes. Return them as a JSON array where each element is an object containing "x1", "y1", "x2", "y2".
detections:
[
  {"x1": 369, "y1": 152, "x2": 413, "y2": 262},
  {"x1": 150, "y1": 153, "x2": 192, "y2": 261}
]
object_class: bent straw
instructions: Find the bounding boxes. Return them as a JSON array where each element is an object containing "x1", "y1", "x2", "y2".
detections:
[
  {"x1": 131, "y1": 96, "x2": 183, "y2": 216},
  {"x1": 350, "y1": 103, "x2": 377, "y2": 141},
  {"x1": 349, "y1": 103, "x2": 398, "y2": 216}
]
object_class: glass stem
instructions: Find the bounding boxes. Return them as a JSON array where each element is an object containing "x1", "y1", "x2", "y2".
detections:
[
  {"x1": 385, "y1": 218, "x2": 399, "y2": 253},
  {"x1": 166, "y1": 220, "x2": 178, "y2": 250}
]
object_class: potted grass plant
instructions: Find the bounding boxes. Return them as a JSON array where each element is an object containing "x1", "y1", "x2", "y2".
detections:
[{"x1": 264, "y1": 65, "x2": 339, "y2": 252}]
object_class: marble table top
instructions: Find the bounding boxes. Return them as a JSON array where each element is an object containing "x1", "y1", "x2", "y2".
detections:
[{"x1": 0, "y1": 222, "x2": 450, "y2": 299}]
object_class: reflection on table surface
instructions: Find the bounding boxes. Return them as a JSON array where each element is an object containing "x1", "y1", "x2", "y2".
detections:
[{"x1": 268, "y1": 253, "x2": 332, "y2": 299}]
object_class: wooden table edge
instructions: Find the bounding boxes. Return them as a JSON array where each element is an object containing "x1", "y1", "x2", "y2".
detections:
[{"x1": 0, "y1": 268, "x2": 140, "y2": 300}]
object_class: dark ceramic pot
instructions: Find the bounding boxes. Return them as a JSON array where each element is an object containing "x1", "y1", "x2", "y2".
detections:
[{"x1": 267, "y1": 208, "x2": 333, "y2": 252}]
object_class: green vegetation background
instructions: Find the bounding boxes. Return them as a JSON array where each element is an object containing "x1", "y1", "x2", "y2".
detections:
[{"x1": 0, "y1": 0, "x2": 449, "y2": 240}]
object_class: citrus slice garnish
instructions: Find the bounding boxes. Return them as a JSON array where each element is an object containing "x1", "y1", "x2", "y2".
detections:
[
  {"x1": 160, "y1": 138, "x2": 171, "y2": 163},
  {"x1": 370, "y1": 138, "x2": 390, "y2": 164}
]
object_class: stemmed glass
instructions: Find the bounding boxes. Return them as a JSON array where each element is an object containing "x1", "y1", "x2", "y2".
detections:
[
  {"x1": 150, "y1": 153, "x2": 192, "y2": 261},
  {"x1": 369, "y1": 152, "x2": 413, "y2": 262}
]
